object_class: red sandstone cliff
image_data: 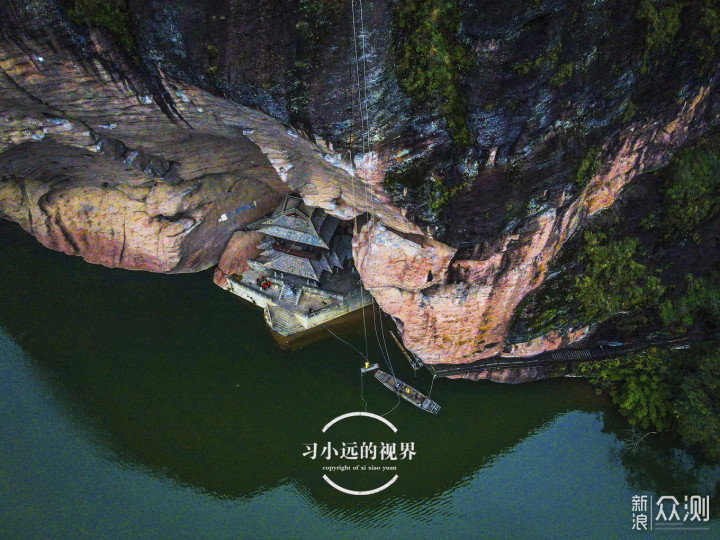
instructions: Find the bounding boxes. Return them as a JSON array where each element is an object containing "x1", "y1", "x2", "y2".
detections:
[
  {"x1": 352, "y1": 84, "x2": 717, "y2": 367},
  {"x1": 0, "y1": 22, "x2": 413, "y2": 273},
  {"x1": 2, "y1": 5, "x2": 719, "y2": 379}
]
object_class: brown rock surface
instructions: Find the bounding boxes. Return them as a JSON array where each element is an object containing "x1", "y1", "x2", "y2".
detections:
[
  {"x1": 2, "y1": 3, "x2": 719, "y2": 380},
  {"x1": 213, "y1": 230, "x2": 265, "y2": 287},
  {"x1": 354, "y1": 82, "x2": 718, "y2": 368},
  {"x1": 449, "y1": 364, "x2": 572, "y2": 384},
  {"x1": 0, "y1": 14, "x2": 418, "y2": 272},
  {"x1": 504, "y1": 327, "x2": 594, "y2": 358}
]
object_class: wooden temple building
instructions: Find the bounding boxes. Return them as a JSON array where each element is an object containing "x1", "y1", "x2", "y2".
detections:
[{"x1": 218, "y1": 195, "x2": 372, "y2": 341}]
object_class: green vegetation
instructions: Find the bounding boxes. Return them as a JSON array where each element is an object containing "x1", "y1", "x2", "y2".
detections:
[
  {"x1": 637, "y1": 0, "x2": 682, "y2": 52},
  {"x1": 635, "y1": 0, "x2": 720, "y2": 75},
  {"x1": 504, "y1": 198, "x2": 530, "y2": 223},
  {"x1": 393, "y1": 0, "x2": 472, "y2": 146},
  {"x1": 661, "y1": 273, "x2": 720, "y2": 333},
  {"x1": 578, "y1": 349, "x2": 674, "y2": 431},
  {"x1": 549, "y1": 62, "x2": 575, "y2": 87},
  {"x1": 576, "y1": 261, "x2": 720, "y2": 460},
  {"x1": 659, "y1": 144, "x2": 720, "y2": 241},
  {"x1": 384, "y1": 162, "x2": 465, "y2": 221},
  {"x1": 572, "y1": 232, "x2": 665, "y2": 326},
  {"x1": 696, "y1": 4, "x2": 720, "y2": 74},
  {"x1": 383, "y1": 158, "x2": 432, "y2": 191},
  {"x1": 572, "y1": 147, "x2": 601, "y2": 188},
  {"x1": 427, "y1": 175, "x2": 464, "y2": 217},
  {"x1": 513, "y1": 42, "x2": 562, "y2": 76},
  {"x1": 675, "y1": 351, "x2": 720, "y2": 461},
  {"x1": 636, "y1": 0, "x2": 681, "y2": 73},
  {"x1": 512, "y1": 229, "x2": 664, "y2": 338},
  {"x1": 511, "y1": 135, "x2": 720, "y2": 461},
  {"x1": 206, "y1": 45, "x2": 219, "y2": 78},
  {"x1": 620, "y1": 99, "x2": 637, "y2": 124},
  {"x1": 67, "y1": 0, "x2": 135, "y2": 52},
  {"x1": 580, "y1": 346, "x2": 720, "y2": 461}
]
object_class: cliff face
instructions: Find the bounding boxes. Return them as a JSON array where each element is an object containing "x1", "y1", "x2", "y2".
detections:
[
  {"x1": 2, "y1": 0, "x2": 719, "y2": 375},
  {"x1": 0, "y1": 1, "x2": 415, "y2": 273},
  {"x1": 353, "y1": 83, "x2": 717, "y2": 365}
]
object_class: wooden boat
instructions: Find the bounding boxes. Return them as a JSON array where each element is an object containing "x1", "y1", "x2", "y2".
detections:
[
  {"x1": 361, "y1": 362, "x2": 379, "y2": 374},
  {"x1": 373, "y1": 369, "x2": 440, "y2": 414}
]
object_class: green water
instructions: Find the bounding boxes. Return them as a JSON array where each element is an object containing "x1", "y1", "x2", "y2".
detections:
[{"x1": 0, "y1": 220, "x2": 718, "y2": 538}]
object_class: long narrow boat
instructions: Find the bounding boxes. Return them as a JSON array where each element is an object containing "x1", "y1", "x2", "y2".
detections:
[{"x1": 373, "y1": 369, "x2": 441, "y2": 414}]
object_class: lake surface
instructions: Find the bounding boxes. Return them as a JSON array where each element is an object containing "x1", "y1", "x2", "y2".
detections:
[{"x1": 1, "y1": 220, "x2": 718, "y2": 538}]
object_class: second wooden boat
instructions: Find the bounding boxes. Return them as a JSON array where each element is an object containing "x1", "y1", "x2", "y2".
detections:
[{"x1": 373, "y1": 369, "x2": 440, "y2": 414}]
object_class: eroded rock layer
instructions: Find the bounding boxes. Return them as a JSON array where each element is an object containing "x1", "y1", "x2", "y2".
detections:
[
  {"x1": 2, "y1": 0, "x2": 719, "y2": 379},
  {"x1": 0, "y1": 3, "x2": 416, "y2": 273},
  {"x1": 353, "y1": 83, "x2": 719, "y2": 365}
]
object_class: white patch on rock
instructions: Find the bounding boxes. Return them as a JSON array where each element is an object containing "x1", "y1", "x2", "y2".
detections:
[{"x1": 320, "y1": 152, "x2": 354, "y2": 176}]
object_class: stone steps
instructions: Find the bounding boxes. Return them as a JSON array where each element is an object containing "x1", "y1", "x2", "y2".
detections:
[{"x1": 268, "y1": 306, "x2": 305, "y2": 335}]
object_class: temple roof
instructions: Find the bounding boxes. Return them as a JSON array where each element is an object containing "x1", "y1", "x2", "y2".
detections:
[
  {"x1": 258, "y1": 221, "x2": 328, "y2": 248},
  {"x1": 247, "y1": 196, "x2": 352, "y2": 281},
  {"x1": 318, "y1": 215, "x2": 340, "y2": 245},
  {"x1": 262, "y1": 251, "x2": 322, "y2": 281},
  {"x1": 257, "y1": 203, "x2": 329, "y2": 249}
]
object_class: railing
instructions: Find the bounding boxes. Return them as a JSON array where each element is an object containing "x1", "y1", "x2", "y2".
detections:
[{"x1": 425, "y1": 338, "x2": 695, "y2": 378}]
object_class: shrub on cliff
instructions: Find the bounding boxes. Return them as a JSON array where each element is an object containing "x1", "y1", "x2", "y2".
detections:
[
  {"x1": 660, "y1": 273, "x2": 720, "y2": 334},
  {"x1": 392, "y1": 0, "x2": 472, "y2": 146},
  {"x1": 572, "y1": 147, "x2": 601, "y2": 189},
  {"x1": 67, "y1": 0, "x2": 135, "y2": 52},
  {"x1": 636, "y1": 0, "x2": 720, "y2": 75},
  {"x1": 660, "y1": 144, "x2": 720, "y2": 242}
]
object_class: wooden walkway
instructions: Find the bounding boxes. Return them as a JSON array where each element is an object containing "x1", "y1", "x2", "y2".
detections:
[
  {"x1": 424, "y1": 338, "x2": 693, "y2": 378},
  {"x1": 390, "y1": 331, "x2": 424, "y2": 371}
]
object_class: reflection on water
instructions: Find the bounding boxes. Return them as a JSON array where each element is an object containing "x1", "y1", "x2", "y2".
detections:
[{"x1": 1, "y1": 220, "x2": 718, "y2": 537}]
